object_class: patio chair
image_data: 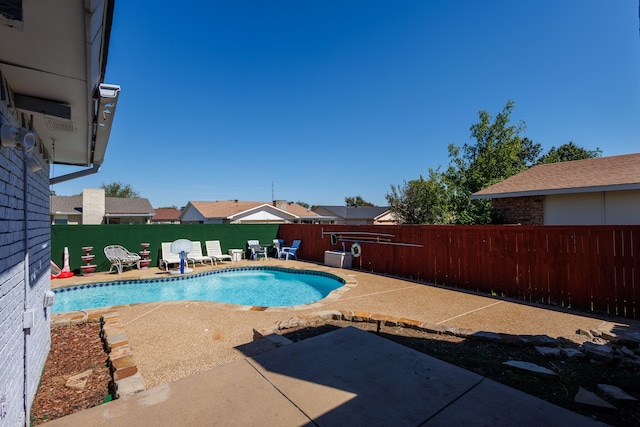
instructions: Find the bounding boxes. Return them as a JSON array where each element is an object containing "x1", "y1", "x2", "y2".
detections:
[
  {"x1": 104, "y1": 245, "x2": 141, "y2": 274},
  {"x1": 247, "y1": 239, "x2": 267, "y2": 260},
  {"x1": 273, "y1": 239, "x2": 285, "y2": 258},
  {"x1": 205, "y1": 240, "x2": 232, "y2": 263},
  {"x1": 161, "y1": 242, "x2": 193, "y2": 270},
  {"x1": 280, "y1": 239, "x2": 301, "y2": 261},
  {"x1": 187, "y1": 241, "x2": 215, "y2": 266}
]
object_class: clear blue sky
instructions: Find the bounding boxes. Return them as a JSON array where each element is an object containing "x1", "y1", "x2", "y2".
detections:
[{"x1": 50, "y1": 0, "x2": 640, "y2": 208}]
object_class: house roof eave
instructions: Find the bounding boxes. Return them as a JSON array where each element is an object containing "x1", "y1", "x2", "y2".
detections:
[{"x1": 472, "y1": 183, "x2": 640, "y2": 200}]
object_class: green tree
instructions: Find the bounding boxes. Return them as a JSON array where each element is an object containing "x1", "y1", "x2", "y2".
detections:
[
  {"x1": 101, "y1": 181, "x2": 140, "y2": 198},
  {"x1": 443, "y1": 100, "x2": 541, "y2": 224},
  {"x1": 536, "y1": 142, "x2": 602, "y2": 164},
  {"x1": 345, "y1": 195, "x2": 374, "y2": 207},
  {"x1": 386, "y1": 171, "x2": 448, "y2": 224}
]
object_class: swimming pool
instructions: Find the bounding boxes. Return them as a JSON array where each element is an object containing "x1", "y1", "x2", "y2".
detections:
[{"x1": 52, "y1": 267, "x2": 346, "y2": 313}]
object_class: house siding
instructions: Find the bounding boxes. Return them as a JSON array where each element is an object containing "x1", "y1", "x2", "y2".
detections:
[
  {"x1": 1, "y1": 96, "x2": 52, "y2": 424},
  {"x1": 544, "y1": 190, "x2": 640, "y2": 225},
  {"x1": 492, "y1": 196, "x2": 544, "y2": 225}
]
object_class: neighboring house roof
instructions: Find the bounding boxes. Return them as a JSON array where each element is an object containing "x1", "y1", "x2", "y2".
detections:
[
  {"x1": 183, "y1": 201, "x2": 321, "y2": 222},
  {"x1": 50, "y1": 195, "x2": 155, "y2": 216},
  {"x1": 50, "y1": 196, "x2": 83, "y2": 214},
  {"x1": 473, "y1": 153, "x2": 640, "y2": 199},
  {"x1": 314, "y1": 206, "x2": 391, "y2": 220},
  {"x1": 152, "y1": 208, "x2": 182, "y2": 222},
  {"x1": 104, "y1": 197, "x2": 154, "y2": 217}
]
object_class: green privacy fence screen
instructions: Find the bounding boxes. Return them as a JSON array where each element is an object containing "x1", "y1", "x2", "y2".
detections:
[{"x1": 50, "y1": 224, "x2": 280, "y2": 272}]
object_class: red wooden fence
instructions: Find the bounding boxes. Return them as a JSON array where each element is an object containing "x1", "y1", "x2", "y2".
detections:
[{"x1": 279, "y1": 224, "x2": 639, "y2": 319}]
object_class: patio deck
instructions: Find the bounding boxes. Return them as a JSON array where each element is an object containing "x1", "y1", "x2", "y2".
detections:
[{"x1": 50, "y1": 258, "x2": 636, "y2": 390}]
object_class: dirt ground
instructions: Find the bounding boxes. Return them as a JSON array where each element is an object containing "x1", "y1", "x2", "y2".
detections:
[{"x1": 33, "y1": 320, "x2": 638, "y2": 426}]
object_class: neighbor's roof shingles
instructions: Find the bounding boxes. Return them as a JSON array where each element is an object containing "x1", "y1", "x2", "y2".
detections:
[
  {"x1": 104, "y1": 197, "x2": 154, "y2": 215},
  {"x1": 188, "y1": 201, "x2": 320, "y2": 219},
  {"x1": 152, "y1": 208, "x2": 182, "y2": 221},
  {"x1": 473, "y1": 153, "x2": 640, "y2": 199},
  {"x1": 50, "y1": 195, "x2": 155, "y2": 215}
]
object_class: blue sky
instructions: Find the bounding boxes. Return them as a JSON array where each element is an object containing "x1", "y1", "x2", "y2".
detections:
[{"x1": 50, "y1": 0, "x2": 640, "y2": 208}]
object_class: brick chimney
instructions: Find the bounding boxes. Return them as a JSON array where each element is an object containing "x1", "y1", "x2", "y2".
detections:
[{"x1": 273, "y1": 200, "x2": 288, "y2": 211}]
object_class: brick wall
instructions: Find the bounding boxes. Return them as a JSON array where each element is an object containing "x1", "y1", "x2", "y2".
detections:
[
  {"x1": 492, "y1": 196, "x2": 544, "y2": 225},
  {"x1": 0, "y1": 93, "x2": 52, "y2": 424}
]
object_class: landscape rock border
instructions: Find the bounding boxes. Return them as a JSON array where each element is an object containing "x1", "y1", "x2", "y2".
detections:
[
  {"x1": 51, "y1": 310, "x2": 146, "y2": 399},
  {"x1": 254, "y1": 309, "x2": 640, "y2": 367}
]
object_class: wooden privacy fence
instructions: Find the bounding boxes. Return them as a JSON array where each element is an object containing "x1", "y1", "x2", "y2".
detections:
[{"x1": 278, "y1": 224, "x2": 639, "y2": 319}]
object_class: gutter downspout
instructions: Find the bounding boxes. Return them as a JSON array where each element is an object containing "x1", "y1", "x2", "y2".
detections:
[
  {"x1": 50, "y1": 163, "x2": 101, "y2": 185},
  {"x1": 22, "y1": 144, "x2": 30, "y2": 427}
]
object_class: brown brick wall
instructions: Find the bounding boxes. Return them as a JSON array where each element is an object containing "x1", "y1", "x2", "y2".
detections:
[{"x1": 492, "y1": 196, "x2": 544, "y2": 225}]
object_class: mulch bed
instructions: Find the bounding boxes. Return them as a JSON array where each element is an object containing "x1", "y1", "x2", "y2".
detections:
[{"x1": 31, "y1": 322, "x2": 112, "y2": 425}]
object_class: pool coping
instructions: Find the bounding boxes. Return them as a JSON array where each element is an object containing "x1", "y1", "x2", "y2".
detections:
[{"x1": 51, "y1": 265, "x2": 358, "y2": 316}]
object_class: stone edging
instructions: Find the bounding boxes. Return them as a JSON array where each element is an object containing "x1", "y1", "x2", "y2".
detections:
[
  {"x1": 100, "y1": 312, "x2": 146, "y2": 398},
  {"x1": 51, "y1": 311, "x2": 146, "y2": 399},
  {"x1": 253, "y1": 310, "x2": 640, "y2": 366}
]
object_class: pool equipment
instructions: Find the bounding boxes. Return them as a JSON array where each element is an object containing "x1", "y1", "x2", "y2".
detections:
[{"x1": 170, "y1": 239, "x2": 193, "y2": 275}]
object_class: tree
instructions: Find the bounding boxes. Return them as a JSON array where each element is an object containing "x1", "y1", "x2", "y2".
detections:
[
  {"x1": 101, "y1": 181, "x2": 140, "y2": 198},
  {"x1": 345, "y1": 195, "x2": 374, "y2": 207},
  {"x1": 443, "y1": 100, "x2": 541, "y2": 224},
  {"x1": 536, "y1": 142, "x2": 602, "y2": 164},
  {"x1": 386, "y1": 171, "x2": 448, "y2": 224}
]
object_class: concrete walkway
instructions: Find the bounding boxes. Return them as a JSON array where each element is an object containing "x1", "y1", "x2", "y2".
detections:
[
  {"x1": 48, "y1": 260, "x2": 635, "y2": 425},
  {"x1": 46, "y1": 327, "x2": 607, "y2": 426}
]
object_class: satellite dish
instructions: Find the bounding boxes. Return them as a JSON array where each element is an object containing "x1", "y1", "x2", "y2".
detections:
[{"x1": 169, "y1": 239, "x2": 193, "y2": 275}]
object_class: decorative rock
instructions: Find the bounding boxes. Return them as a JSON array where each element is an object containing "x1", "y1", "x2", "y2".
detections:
[
  {"x1": 615, "y1": 331, "x2": 640, "y2": 348},
  {"x1": 616, "y1": 346, "x2": 636, "y2": 358},
  {"x1": 419, "y1": 323, "x2": 447, "y2": 334},
  {"x1": 398, "y1": 318, "x2": 423, "y2": 328},
  {"x1": 574, "y1": 387, "x2": 616, "y2": 409},
  {"x1": 109, "y1": 346, "x2": 133, "y2": 360},
  {"x1": 314, "y1": 310, "x2": 342, "y2": 320},
  {"x1": 498, "y1": 334, "x2": 527, "y2": 346},
  {"x1": 65, "y1": 369, "x2": 93, "y2": 391},
  {"x1": 115, "y1": 373, "x2": 146, "y2": 398},
  {"x1": 263, "y1": 333, "x2": 293, "y2": 347},
  {"x1": 113, "y1": 364, "x2": 138, "y2": 381},
  {"x1": 101, "y1": 312, "x2": 120, "y2": 323},
  {"x1": 583, "y1": 342, "x2": 614, "y2": 363},
  {"x1": 473, "y1": 331, "x2": 501, "y2": 342},
  {"x1": 111, "y1": 354, "x2": 136, "y2": 370},
  {"x1": 275, "y1": 317, "x2": 308, "y2": 330},
  {"x1": 351, "y1": 311, "x2": 372, "y2": 322},
  {"x1": 530, "y1": 335, "x2": 557, "y2": 346},
  {"x1": 560, "y1": 348, "x2": 584, "y2": 358},
  {"x1": 502, "y1": 360, "x2": 557, "y2": 376},
  {"x1": 576, "y1": 329, "x2": 594, "y2": 340},
  {"x1": 371, "y1": 313, "x2": 399, "y2": 326},
  {"x1": 535, "y1": 346, "x2": 563, "y2": 357},
  {"x1": 444, "y1": 327, "x2": 475, "y2": 338},
  {"x1": 597, "y1": 384, "x2": 637, "y2": 401}
]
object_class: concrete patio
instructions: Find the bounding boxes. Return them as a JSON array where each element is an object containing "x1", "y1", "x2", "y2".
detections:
[{"x1": 47, "y1": 258, "x2": 636, "y2": 425}]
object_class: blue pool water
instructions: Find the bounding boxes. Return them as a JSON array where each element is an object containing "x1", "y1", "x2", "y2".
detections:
[{"x1": 52, "y1": 267, "x2": 345, "y2": 313}]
